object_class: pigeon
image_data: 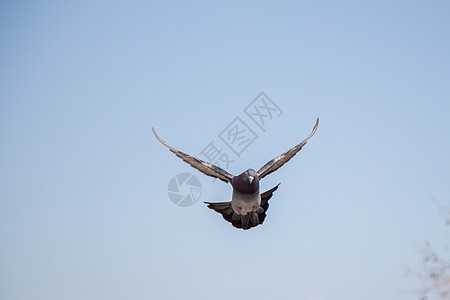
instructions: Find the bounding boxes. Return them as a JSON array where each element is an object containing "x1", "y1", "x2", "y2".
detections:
[{"x1": 152, "y1": 118, "x2": 319, "y2": 230}]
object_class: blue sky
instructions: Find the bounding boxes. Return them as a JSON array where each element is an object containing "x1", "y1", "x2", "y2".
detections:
[{"x1": 1, "y1": 1, "x2": 449, "y2": 299}]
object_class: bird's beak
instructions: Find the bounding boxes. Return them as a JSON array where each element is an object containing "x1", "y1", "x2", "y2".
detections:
[{"x1": 249, "y1": 176, "x2": 254, "y2": 184}]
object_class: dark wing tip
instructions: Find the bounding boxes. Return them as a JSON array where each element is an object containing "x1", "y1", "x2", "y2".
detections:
[
  {"x1": 152, "y1": 127, "x2": 168, "y2": 146},
  {"x1": 290, "y1": 117, "x2": 319, "y2": 149},
  {"x1": 306, "y1": 117, "x2": 319, "y2": 141}
]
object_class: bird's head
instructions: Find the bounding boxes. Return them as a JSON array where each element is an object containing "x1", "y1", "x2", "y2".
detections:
[
  {"x1": 232, "y1": 169, "x2": 259, "y2": 194},
  {"x1": 244, "y1": 169, "x2": 257, "y2": 185}
]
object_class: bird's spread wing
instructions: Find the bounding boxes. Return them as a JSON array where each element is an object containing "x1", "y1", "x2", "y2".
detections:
[
  {"x1": 152, "y1": 128, "x2": 234, "y2": 183},
  {"x1": 256, "y1": 118, "x2": 319, "y2": 179}
]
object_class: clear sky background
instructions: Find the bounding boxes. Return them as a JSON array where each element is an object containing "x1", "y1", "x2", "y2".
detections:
[{"x1": 1, "y1": 1, "x2": 449, "y2": 300}]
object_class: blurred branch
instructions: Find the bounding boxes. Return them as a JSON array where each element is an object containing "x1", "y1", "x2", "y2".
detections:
[
  {"x1": 431, "y1": 197, "x2": 450, "y2": 227},
  {"x1": 411, "y1": 199, "x2": 450, "y2": 300}
]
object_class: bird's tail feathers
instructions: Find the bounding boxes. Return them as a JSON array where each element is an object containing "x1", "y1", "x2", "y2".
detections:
[{"x1": 204, "y1": 183, "x2": 280, "y2": 230}]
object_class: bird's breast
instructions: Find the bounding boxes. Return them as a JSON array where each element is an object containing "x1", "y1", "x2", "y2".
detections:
[{"x1": 231, "y1": 190, "x2": 261, "y2": 215}]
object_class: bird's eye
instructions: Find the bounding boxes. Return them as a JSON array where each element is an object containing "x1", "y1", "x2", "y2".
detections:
[
  {"x1": 238, "y1": 207, "x2": 242, "y2": 211},
  {"x1": 252, "y1": 206, "x2": 257, "y2": 210}
]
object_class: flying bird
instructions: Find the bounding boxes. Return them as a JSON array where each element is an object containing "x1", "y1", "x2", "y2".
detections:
[{"x1": 152, "y1": 118, "x2": 319, "y2": 230}]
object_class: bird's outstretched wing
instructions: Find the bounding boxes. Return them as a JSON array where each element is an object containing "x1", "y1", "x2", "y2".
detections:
[
  {"x1": 256, "y1": 118, "x2": 319, "y2": 179},
  {"x1": 152, "y1": 128, "x2": 234, "y2": 183}
]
